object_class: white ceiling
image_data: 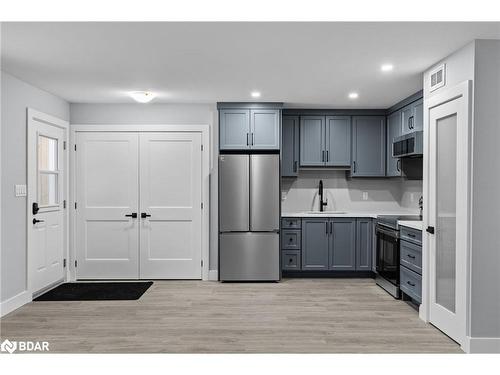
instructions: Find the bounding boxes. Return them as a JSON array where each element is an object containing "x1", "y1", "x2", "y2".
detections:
[{"x1": 2, "y1": 22, "x2": 500, "y2": 107}]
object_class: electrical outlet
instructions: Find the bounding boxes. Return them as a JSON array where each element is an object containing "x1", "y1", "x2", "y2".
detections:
[{"x1": 362, "y1": 191, "x2": 368, "y2": 201}]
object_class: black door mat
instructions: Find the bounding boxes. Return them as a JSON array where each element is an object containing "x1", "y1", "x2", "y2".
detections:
[{"x1": 34, "y1": 281, "x2": 153, "y2": 301}]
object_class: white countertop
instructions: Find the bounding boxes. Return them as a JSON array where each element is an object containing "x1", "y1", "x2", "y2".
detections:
[
  {"x1": 398, "y1": 220, "x2": 423, "y2": 231},
  {"x1": 282, "y1": 211, "x2": 420, "y2": 219}
]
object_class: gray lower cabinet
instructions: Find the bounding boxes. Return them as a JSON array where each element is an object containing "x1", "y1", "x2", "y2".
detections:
[
  {"x1": 281, "y1": 116, "x2": 300, "y2": 177},
  {"x1": 301, "y1": 218, "x2": 329, "y2": 270},
  {"x1": 399, "y1": 226, "x2": 422, "y2": 304},
  {"x1": 355, "y1": 219, "x2": 372, "y2": 271},
  {"x1": 351, "y1": 116, "x2": 386, "y2": 177},
  {"x1": 282, "y1": 250, "x2": 301, "y2": 270},
  {"x1": 219, "y1": 108, "x2": 280, "y2": 150},
  {"x1": 386, "y1": 111, "x2": 402, "y2": 177},
  {"x1": 329, "y1": 219, "x2": 356, "y2": 270},
  {"x1": 300, "y1": 116, "x2": 325, "y2": 166}
]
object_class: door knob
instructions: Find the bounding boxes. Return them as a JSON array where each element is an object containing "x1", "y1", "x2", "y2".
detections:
[
  {"x1": 141, "y1": 212, "x2": 151, "y2": 219},
  {"x1": 32, "y1": 218, "x2": 44, "y2": 224},
  {"x1": 125, "y1": 213, "x2": 137, "y2": 218}
]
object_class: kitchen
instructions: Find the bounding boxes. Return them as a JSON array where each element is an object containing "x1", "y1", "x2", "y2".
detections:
[
  {"x1": 1, "y1": 22, "x2": 499, "y2": 357},
  {"x1": 217, "y1": 91, "x2": 425, "y2": 309}
]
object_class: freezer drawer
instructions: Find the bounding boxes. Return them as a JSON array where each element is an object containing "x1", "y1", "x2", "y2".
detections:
[
  {"x1": 219, "y1": 155, "x2": 249, "y2": 232},
  {"x1": 250, "y1": 154, "x2": 279, "y2": 231},
  {"x1": 219, "y1": 233, "x2": 280, "y2": 281}
]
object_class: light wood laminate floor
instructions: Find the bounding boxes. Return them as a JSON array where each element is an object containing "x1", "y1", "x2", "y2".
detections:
[{"x1": 0, "y1": 278, "x2": 461, "y2": 353}]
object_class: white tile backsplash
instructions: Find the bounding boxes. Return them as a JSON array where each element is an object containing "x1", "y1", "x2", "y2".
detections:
[{"x1": 282, "y1": 170, "x2": 422, "y2": 213}]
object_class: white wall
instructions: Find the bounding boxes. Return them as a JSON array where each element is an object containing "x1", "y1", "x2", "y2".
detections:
[
  {"x1": 282, "y1": 170, "x2": 422, "y2": 214},
  {"x1": 70, "y1": 103, "x2": 220, "y2": 271},
  {"x1": 1, "y1": 71, "x2": 70, "y2": 303},
  {"x1": 469, "y1": 40, "x2": 500, "y2": 340}
]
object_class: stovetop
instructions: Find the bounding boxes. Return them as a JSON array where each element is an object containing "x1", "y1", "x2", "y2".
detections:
[{"x1": 376, "y1": 215, "x2": 422, "y2": 230}]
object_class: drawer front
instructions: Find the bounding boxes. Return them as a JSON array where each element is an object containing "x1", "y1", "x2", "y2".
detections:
[
  {"x1": 400, "y1": 266, "x2": 422, "y2": 304},
  {"x1": 281, "y1": 229, "x2": 301, "y2": 250},
  {"x1": 282, "y1": 218, "x2": 301, "y2": 229},
  {"x1": 400, "y1": 226, "x2": 422, "y2": 245},
  {"x1": 282, "y1": 250, "x2": 301, "y2": 270},
  {"x1": 400, "y1": 240, "x2": 422, "y2": 275}
]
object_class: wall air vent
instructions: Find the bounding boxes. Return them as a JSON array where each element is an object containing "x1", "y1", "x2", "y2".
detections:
[{"x1": 429, "y1": 63, "x2": 446, "y2": 92}]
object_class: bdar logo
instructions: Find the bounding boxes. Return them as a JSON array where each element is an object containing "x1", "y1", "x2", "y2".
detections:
[{"x1": 1, "y1": 339, "x2": 17, "y2": 354}]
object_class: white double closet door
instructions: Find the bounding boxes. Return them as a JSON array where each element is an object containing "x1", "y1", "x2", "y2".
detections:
[{"x1": 75, "y1": 131, "x2": 202, "y2": 279}]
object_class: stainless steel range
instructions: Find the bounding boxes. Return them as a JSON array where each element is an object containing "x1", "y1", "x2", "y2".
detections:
[{"x1": 375, "y1": 215, "x2": 421, "y2": 298}]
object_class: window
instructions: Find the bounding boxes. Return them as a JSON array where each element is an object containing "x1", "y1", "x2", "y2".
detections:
[{"x1": 38, "y1": 135, "x2": 59, "y2": 206}]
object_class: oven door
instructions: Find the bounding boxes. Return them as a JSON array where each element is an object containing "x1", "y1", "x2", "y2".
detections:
[{"x1": 376, "y1": 225, "x2": 400, "y2": 286}]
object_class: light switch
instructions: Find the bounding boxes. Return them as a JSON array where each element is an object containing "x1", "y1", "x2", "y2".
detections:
[
  {"x1": 362, "y1": 191, "x2": 368, "y2": 201},
  {"x1": 15, "y1": 184, "x2": 27, "y2": 197}
]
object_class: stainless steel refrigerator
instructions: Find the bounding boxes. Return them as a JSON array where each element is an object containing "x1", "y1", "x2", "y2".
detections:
[{"x1": 219, "y1": 154, "x2": 280, "y2": 281}]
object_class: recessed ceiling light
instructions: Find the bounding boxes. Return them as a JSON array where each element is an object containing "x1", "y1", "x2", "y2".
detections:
[
  {"x1": 381, "y1": 64, "x2": 394, "y2": 72},
  {"x1": 348, "y1": 92, "x2": 359, "y2": 99},
  {"x1": 130, "y1": 91, "x2": 156, "y2": 103},
  {"x1": 251, "y1": 91, "x2": 261, "y2": 98}
]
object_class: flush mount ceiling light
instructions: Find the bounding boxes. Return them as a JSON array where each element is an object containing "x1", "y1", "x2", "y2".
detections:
[
  {"x1": 251, "y1": 91, "x2": 261, "y2": 98},
  {"x1": 130, "y1": 91, "x2": 156, "y2": 103},
  {"x1": 348, "y1": 92, "x2": 359, "y2": 99},
  {"x1": 381, "y1": 64, "x2": 394, "y2": 72}
]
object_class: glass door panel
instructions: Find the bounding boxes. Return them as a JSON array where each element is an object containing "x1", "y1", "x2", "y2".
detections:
[{"x1": 435, "y1": 114, "x2": 457, "y2": 313}]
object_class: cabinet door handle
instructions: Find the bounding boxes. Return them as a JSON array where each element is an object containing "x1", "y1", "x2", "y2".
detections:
[
  {"x1": 326, "y1": 150, "x2": 329, "y2": 162},
  {"x1": 125, "y1": 213, "x2": 137, "y2": 218},
  {"x1": 407, "y1": 254, "x2": 416, "y2": 259},
  {"x1": 293, "y1": 161, "x2": 298, "y2": 173},
  {"x1": 322, "y1": 150, "x2": 325, "y2": 162},
  {"x1": 141, "y1": 212, "x2": 151, "y2": 218},
  {"x1": 407, "y1": 281, "x2": 416, "y2": 287},
  {"x1": 409, "y1": 116, "x2": 414, "y2": 129},
  {"x1": 246, "y1": 133, "x2": 249, "y2": 146},
  {"x1": 251, "y1": 133, "x2": 255, "y2": 146},
  {"x1": 326, "y1": 222, "x2": 328, "y2": 234},
  {"x1": 397, "y1": 159, "x2": 401, "y2": 172},
  {"x1": 330, "y1": 222, "x2": 333, "y2": 234},
  {"x1": 353, "y1": 161, "x2": 356, "y2": 173}
]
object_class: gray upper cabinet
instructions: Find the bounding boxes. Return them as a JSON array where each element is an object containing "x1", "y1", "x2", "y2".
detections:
[
  {"x1": 355, "y1": 219, "x2": 372, "y2": 271},
  {"x1": 351, "y1": 116, "x2": 386, "y2": 177},
  {"x1": 300, "y1": 116, "x2": 325, "y2": 166},
  {"x1": 301, "y1": 218, "x2": 329, "y2": 270},
  {"x1": 329, "y1": 219, "x2": 356, "y2": 271},
  {"x1": 281, "y1": 116, "x2": 300, "y2": 177},
  {"x1": 250, "y1": 109, "x2": 280, "y2": 149},
  {"x1": 402, "y1": 98, "x2": 423, "y2": 135},
  {"x1": 326, "y1": 116, "x2": 351, "y2": 166},
  {"x1": 386, "y1": 111, "x2": 402, "y2": 177},
  {"x1": 219, "y1": 108, "x2": 280, "y2": 150}
]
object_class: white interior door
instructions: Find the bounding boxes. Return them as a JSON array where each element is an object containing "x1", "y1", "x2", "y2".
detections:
[
  {"x1": 428, "y1": 93, "x2": 468, "y2": 345},
  {"x1": 139, "y1": 133, "x2": 202, "y2": 279},
  {"x1": 75, "y1": 132, "x2": 139, "y2": 279},
  {"x1": 27, "y1": 111, "x2": 67, "y2": 294}
]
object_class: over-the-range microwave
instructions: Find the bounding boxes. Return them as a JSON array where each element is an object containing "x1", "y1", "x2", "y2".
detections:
[{"x1": 392, "y1": 131, "x2": 423, "y2": 158}]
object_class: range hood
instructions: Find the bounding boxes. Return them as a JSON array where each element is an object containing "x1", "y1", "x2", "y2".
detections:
[{"x1": 392, "y1": 131, "x2": 423, "y2": 158}]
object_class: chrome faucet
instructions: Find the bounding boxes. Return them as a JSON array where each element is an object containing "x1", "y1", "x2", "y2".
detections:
[{"x1": 319, "y1": 180, "x2": 328, "y2": 212}]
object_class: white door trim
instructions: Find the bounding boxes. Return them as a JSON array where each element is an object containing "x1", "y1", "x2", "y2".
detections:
[
  {"x1": 27, "y1": 108, "x2": 70, "y2": 295},
  {"x1": 69, "y1": 124, "x2": 210, "y2": 281},
  {"x1": 420, "y1": 81, "x2": 472, "y2": 350}
]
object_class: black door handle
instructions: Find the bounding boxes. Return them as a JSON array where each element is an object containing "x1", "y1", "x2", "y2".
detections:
[
  {"x1": 141, "y1": 212, "x2": 151, "y2": 218},
  {"x1": 32, "y1": 218, "x2": 44, "y2": 224},
  {"x1": 32, "y1": 202, "x2": 39, "y2": 215},
  {"x1": 426, "y1": 226, "x2": 435, "y2": 234},
  {"x1": 125, "y1": 213, "x2": 137, "y2": 218}
]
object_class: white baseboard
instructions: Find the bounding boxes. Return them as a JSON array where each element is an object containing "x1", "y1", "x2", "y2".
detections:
[
  {"x1": 208, "y1": 270, "x2": 218, "y2": 281},
  {"x1": 464, "y1": 336, "x2": 500, "y2": 353},
  {"x1": 0, "y1": 290, "x2": 32, "y2": 318}
]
